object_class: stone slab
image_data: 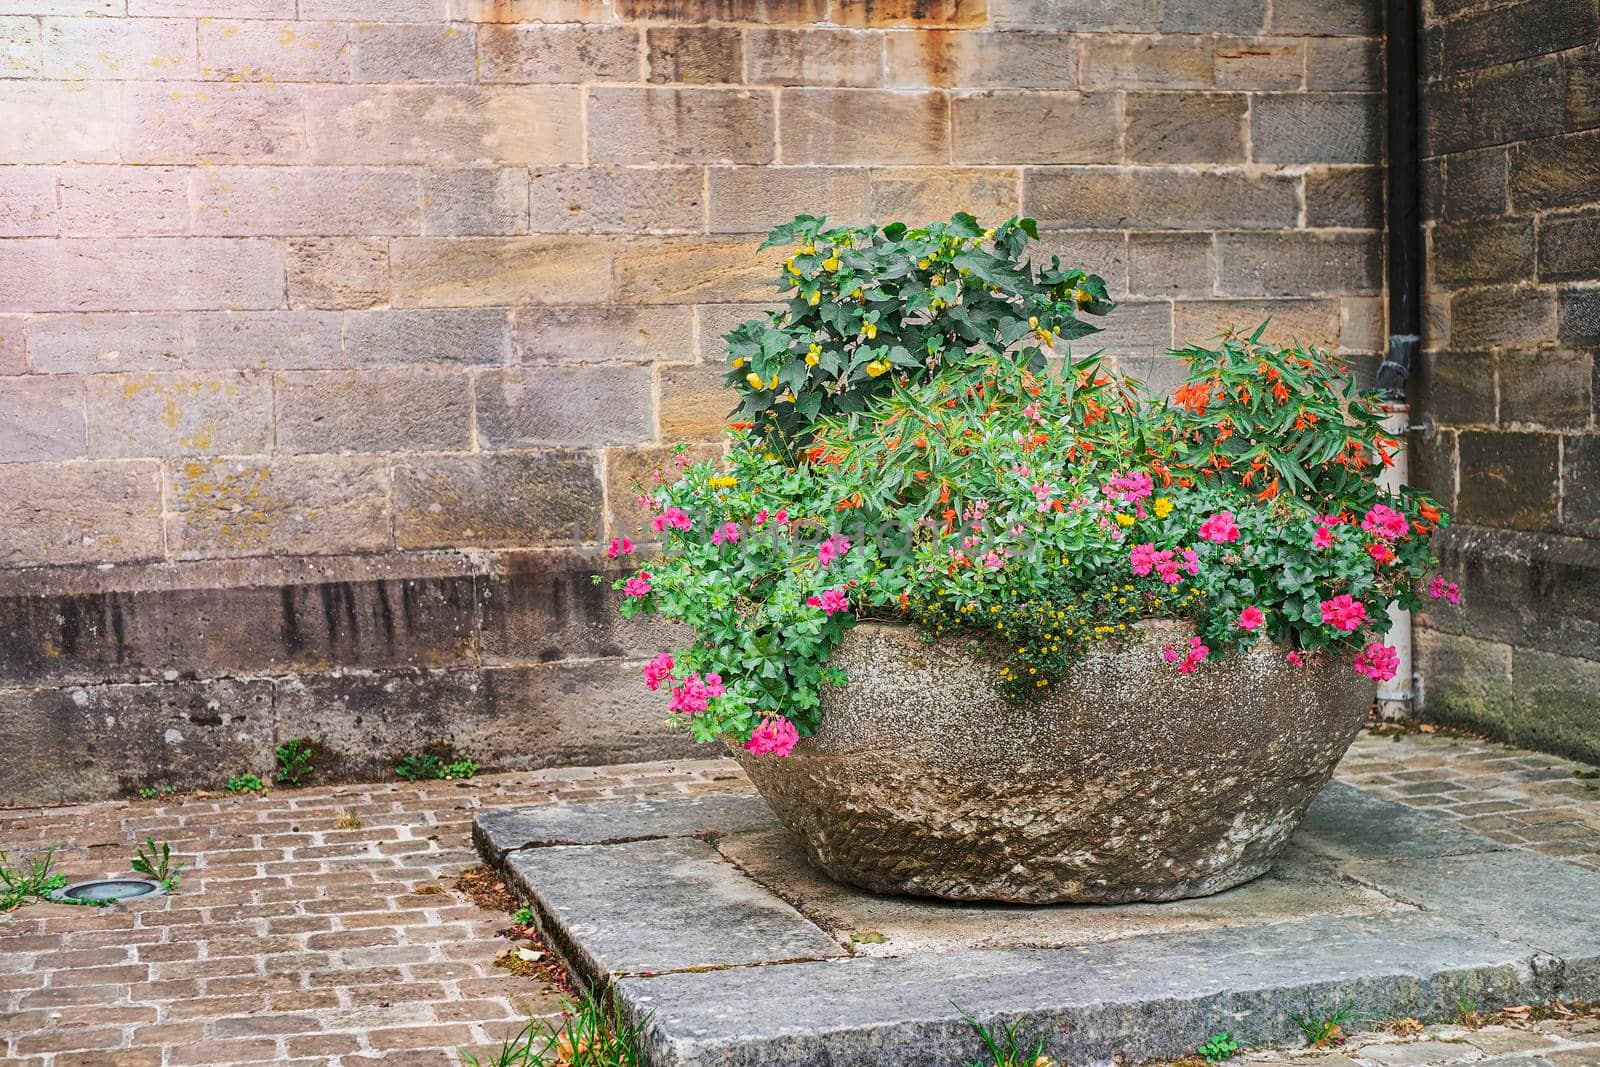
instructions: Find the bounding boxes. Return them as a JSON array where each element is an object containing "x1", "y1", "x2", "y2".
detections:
[
  {"x1": 502, "y1": 837, "x2": 845, "y2": 978},
  {"x1": 473, "y1": 791, "x2": 778, "y2": 859},
  {"x1": 718, "y1": 827, "x2": 1407, "y2": 956},
  {"x1": 1295, "y1": 780, "x2": 1510, "y2": 860}
]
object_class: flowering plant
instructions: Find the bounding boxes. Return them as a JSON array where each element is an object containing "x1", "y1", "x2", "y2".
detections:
[{"x1": 604, "y1": 217, "x2": 1456, "y2": 758}]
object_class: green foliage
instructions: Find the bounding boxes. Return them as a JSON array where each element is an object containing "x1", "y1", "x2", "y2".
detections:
[
  {"x1": 225, "y1": 773, "x2": 267, "y2": 795},
  {"x1": 724, "y1": 213, "x2": 1111, "y2": 449},
  {"x1": 0, "y1": 846, "x2": 67, "y2": 911},
  {"x1": 395, "y1": 753, "x2": 480, "y2": 782},
  {"x1": 461, "y1": 987, "x2": 648, "y2": 1067},
  {"x1": 130, "y1": 837, "x2": 186, "y2": 892},
  {"x1": 137, "y1": 784, "x2": 181, "y2": 800},
  {"x1": 1198, "y1": 1031, "x2": 1241, "y2": 1062},
  {"x1": 955, "y1": 1003, "x2": 1057, "y2": 1067},
  {"x1": 1290, "y1": 1004, "x2": 1357, "y2": 1047},
  {"x1": 511, "y1": 905, "x2": 535, "y2": 926},
  {"x1": 274, "y1": 737, "x2": 318, "y2": 786}
]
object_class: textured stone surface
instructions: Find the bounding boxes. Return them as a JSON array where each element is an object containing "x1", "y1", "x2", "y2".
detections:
[
  {"x1": 737, "y1": 620, "x2": 1372, "y2": 903},
  {"x1": 476, "y1": 792, "x2": 779, "y2": 858}
]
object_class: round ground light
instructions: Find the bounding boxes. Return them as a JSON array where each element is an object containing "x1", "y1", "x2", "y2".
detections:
[{"x1": 52, "y1": 878, "x2": 164, "y2": 904}]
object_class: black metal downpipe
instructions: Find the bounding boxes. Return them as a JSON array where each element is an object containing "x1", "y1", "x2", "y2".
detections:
[{"x1": 1379, "y1": 0, "x2": 1423, "y2": 399}]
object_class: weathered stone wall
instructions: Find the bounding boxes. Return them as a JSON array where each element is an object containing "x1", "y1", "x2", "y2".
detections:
[
  {"x1": 1411, "y1": 0, "x2": 1600, "y2": 760},
  {"x1": 0, "y1": 0, "x2": 1383, "y2": 804}
]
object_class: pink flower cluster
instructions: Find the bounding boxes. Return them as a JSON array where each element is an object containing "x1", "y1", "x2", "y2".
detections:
[
  {"x1": 668, "y1": 672, "x2": 725, "y2": 716},
  {"x1": 1105, "y1": 470, "x2": 1154, "y2": 503},
  {"x1": 607, "y1": 537, "x2": 635, "y2": 558},
  {"x1": 806, "y1": 587, "x2": 850, "y2": 616},
  {"x1": 1162, "y1": 636, "x2": 1210, "y2": 674},
  {"x1": 1130, "y1": 542, "x2": 1199, "y2": 585},
  {"x1": 1198, "y1": 511, "x2": 1240, "y2": 544},
  {"x1": 1238, "y1": 605, "x2": 1265, "y2": 631},
  {"x1": 1320, "y1": 594, "x2": 1367, "y2": 632},
  {"x1": 816, "y1": 534, "x2": 852, "y2": 566},
  {"x1": 651, "y1": 506, "x2": 691, "y2": 533},
  {"x1": 744, "y1": 716, "x2": 799, "y2": 757},
  {"x1": 753, "y1": 507, "x2": 789, "y2": 526},
  {"x1": 643, "y1": 651, "x2": 675, "y2": 691},
  {"x1": 624, "y1": 572, "x2": 652, "y2": 598},
  {"x1": 1353, "y1": 642, "x2": 1400, "y2": 682},
  {"x1": 1427, "y1": 575, "x2": 1462, "y2": 604},
  {"x1": 1361, "y1": 504, "x2": 1409, "y2": 541},
  {"x1": 711, "y1": 522, "x2": 740, "y2": 546},
  {"x1": 1313, "y1": 523, "x2": 1337, "y2": 549},
  {"x1": 1285, "y1": 650, "x2": 1306, "y2": 668}
]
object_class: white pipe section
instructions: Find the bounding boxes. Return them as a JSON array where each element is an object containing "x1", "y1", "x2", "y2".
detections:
[{"x1": 1376, "y1": 402, "x2": 1413, "y2": 720}]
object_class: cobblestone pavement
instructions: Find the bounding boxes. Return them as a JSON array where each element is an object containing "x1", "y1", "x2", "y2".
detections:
[{"x1": 1, "y1": 728, "x2": 1598, "y2": 1066}]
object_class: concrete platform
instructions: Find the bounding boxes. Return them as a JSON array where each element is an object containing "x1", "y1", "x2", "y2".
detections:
[{"x1": 476, "y1": 781, "x2": 1600, "y2": 1067}]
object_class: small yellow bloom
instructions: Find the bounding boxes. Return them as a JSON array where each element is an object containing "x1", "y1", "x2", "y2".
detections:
[
  {"x1": 732, "y1": 356, "x2": 745, "y2": 369},
  {"x1": 822, "y1": 255, "x2": 839, "y2": 271},
  {"x1": 861, "y1": 322, "x2": 878, "y2": 340},
  {"x1": 1028, "y1": 316, "x2": 1039, "y2": 328},
  {"x1": 768, "y1": 375, "x2": 780, "y2": 389},
  {"x1": 917, "y1": 258, "x2": 929, "y2": 269},
  {"x1": 806, "y1": 343, "x2": 821, "y2": 366},
  {"x1": 807, "y1": 291, "x2": 821, "y2": 306},
  {"x1": 1074, "y1": 287, "x2": 1092, "y2": 307},
  {"x1": 1153, "y1": 496, "x2": 1173, "y2": 519},
  {"x1": 708, "y1": 475, "x2": 737, "y2": 488},
  {"x1": 866, "y1": 359, "x2": 890, "y2": 377},
  {"x1": 849, "y1": 287, "x2": 863, "y2": 299},
  {"x1": 745, "y1": 372, "x2": 764, "y2": 389},
  {"x1": 1114, "y1": 513, "x2": 1135, "y2": 527}
]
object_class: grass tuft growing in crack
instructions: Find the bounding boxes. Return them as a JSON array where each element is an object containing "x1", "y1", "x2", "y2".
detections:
[
  {"x1": 462, "y1": 987, "x2": 648, "y2": 1067},
  {"x1": 0, "y1": 847, "x2": 67, "y2": 911}
]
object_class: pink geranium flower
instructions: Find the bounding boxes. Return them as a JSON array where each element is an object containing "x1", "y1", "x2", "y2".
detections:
[
  {"x1": 1175, "y1": 636, "x2": 1209, "y2": 675},
  {"x1": 668, "y1": 672, "x2": 725, "y2": 716},
  {"x1": 1361, "y1": 504, "x2": 1409, "y2": 541},
  {"x1": 624, "y1": 572, "x2": 652, "y2": 598},
  {"x1": 1129, "y1": 542, "x2": 1159, "y2": 576},
  {"x1": 1105, "y1": 470, "x2": 1154, "y2": 503},
  {"x1": 1427, "y1": 575, "x2": 1462, "y2": 604},
  {"x1": 607, "y1": 536, "x2": 635, "y2": 558},
  {"x1": 1313, "y1": 525, "x2": 1336, "y2": 550},
  {"x1": 651, "y1": 506, "x2": 691, "y2": 533},
  {"x1": 816, "y1": 533, "x2": 852, "y2": 566},
  {"x1": 1238, "y1": 605, "x2": 1265, "y2": 631},
  {"x1": 643, "y1": 651, "x2": 675, "y2": 691},
  {"x1": 1198, "y1": 512, "x2": 1240, "y2": 544},
  {"x1": 711, "y1": 521, "x2": 740, "y2": 546},
  {"x1": 1354, "y1": 642, "x2": 1400, "y2": 682},
  {"x1": 1285, "y1": 650, "x2": 1305, "y2": 668},
  {"x1": 806, "y1": 587, "x2": 850, "y2": 616},
  {"x1": 744, "y1": 716, "x2": 799, "y2": 757},
  {"x1": 774, "y1": 508, "x2": 789, "y2": 523},
  {"x1": 1320, "y1": 594, "x2": 1367, "y2": 632}
]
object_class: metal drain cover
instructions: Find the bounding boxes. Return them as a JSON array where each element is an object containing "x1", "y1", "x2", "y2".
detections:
[{"x1": 53, "y1": 878, "x2": 164, "y2": 903}]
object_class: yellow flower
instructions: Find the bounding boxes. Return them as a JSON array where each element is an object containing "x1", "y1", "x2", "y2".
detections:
[
  {"x1": 745, "y1": 372, "x2": 765, "y2": 389},
  {"x1": 822, "y1": 255, "x2": 839, "y2": 271},
  {"x1": 1074, "y1": 287, "x2": 1092, "y2": 307},
  {"x1": 768, "y1": 375, "x2": 780, "y2": 389},
  {"x1": 708, "y1": 475, "x2": 737, "y2": 488},
  {"x1": 1028, "y1": 316, "x2": 1039, "y2": 328},
  {"x1": 777, "y1": 390, "x2": 794, "y2": 403},
  {"x1": 861, "y1": 322, "x2": 877, "y2": 340},
  {"x1": 1115, "y1": 513, "x2": 1135, "y2": 527},
  {"x1": 1153, "y1": 496, "x2": 1173, "y2": 519},
  {"x1": 806, "y1": 343, "x2": 821, "y2": 366},
  {"x1": 930, "y1": 298, "x2": 945, "y2": 311},
  {"x1": 732, "y1": 356, "x2": 745, "y2": 369},
  {"x1": 807, "y1": 291, "x2": 821, "y2": 306},
  {"x1": 850, "y1": 287, "x2": 863, "y2": 299},
  {"x1": 917, "y1": 258, "x2": 929, "y2": 269},
  {"x1": 866, "y1": 359, "x2": 890, "y2": 377}
]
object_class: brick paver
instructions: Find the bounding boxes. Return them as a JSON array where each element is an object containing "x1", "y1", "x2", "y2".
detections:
[{"x1": 2, "y1": 729, "x2": 1598, "y2": 1066}]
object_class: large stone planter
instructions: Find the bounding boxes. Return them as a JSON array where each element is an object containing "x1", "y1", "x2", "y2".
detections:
[{"x1": 734, "y1": 620, "x2": 1373, "y2": 904}]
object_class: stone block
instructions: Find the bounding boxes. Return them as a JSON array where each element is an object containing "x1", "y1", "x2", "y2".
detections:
[
  {"x1": 589, "y1": 87, "x2": 775, "y2": 164},
  {"x1": 1496, "y1": 349, "x2": 1593, "y2": 431},
  {"x1": 1212, "y1": 36, "x2": 1302, "y2": 90},
  {"x1": 275, "y1": 368, "x2": 473, "y2": 453},
  {"x1": 528, "y1": 166, "x2": 704, "y2": 234},
  {"x1": 1128, "y1": 232, "x2": 1213, "y2": 298},
  {"x1": 422, "y1": 168, "x2": 529, "y2": 236},
  {"x1": 659, "y1": 362, "x2": 738, "y2": 439},
  {"x1": 0, "y1": 167, "x2": 56, "y2": 236},
  {"x1": 1430, "y1": 217, "x2": 1535, "y2": 289},
  {"x1": 696, "y1": 302, "x2": 783, "y2": 360},
  {"x1": 345, "y1": 307, "x2": 513, "y2": 365},
  {"x1": 1537, "y1": 213, "x2": 1600, "y2": 283},
  {"x1": 1410, "y1": 349, "x2": 1496, "y2": 428},
  {"x1": 25, "y1": 312, "x2": 184, "y2": 373},
  {"x1": 1407, "y1": 424, "x2": 1456, "y2": 512},
  {"x1": 166, "y1": 455, "x2": 392, "y2": 559},
  {"x1": 191, "y1": 167, "x2": 422, "y2": 236},
  {"x1": 478, "y1": 23, "x2": 637, "y2": 83},
  {"x1": 604, "y1": 442, "x2": 724, "y2": 538},
  {"x1": 286, "y1": 238, "x2": 390, "y2": 310},
  {"x1": 1027, "y1": 230, "x2": 1129, "y2": 296},
  {"x1": 86, "y1": 371, "x2": 273, "y2": 458},
  {"x1": 197, "y1": 19, "x2": 351, "y2": 82},
  {"x1": 1172, "y1": 299, "x2": 1341, "y2": 348},
  {"x1": 1215, "y1": 232, "x2": 1380, "y2": 298},
  {"x1": 1124, "y1": 91, "x2": 1247, "y2": 164},
  {"x1": 1339, "y1": 296, "x2": 1382, "y2": 356},
  {"x1": 1025, "y1": 167, "x2": 1298, "y2": 230},
  {"x1": 0, "y1": 377, "x2": 83, "y2": 462},
  {"x1": 1557, "y1": 287, "x2": 1600, "y2": 346},
  {"x1": 990, "y1": 0, "x2": 1159, "y2": 31},
  {"x1": 1080, "y1": 34, "x2": 1212, "y2": 89},
  {"x1": 1427, "y1": 61, "x2": 1564, "y2": 157},
  {"x1": 1269, "y1": 0, "x2": 1378, "y2": 34},
  {"x1": 613, "y1": 0, "x2": 829, "y2": 21},
  {"x1": 1511, "y1": 648, "x2": 1600, "y2": 765},
  {"x1": 745, "y1": 28, "x2": 882, "y2": 87},
  {"x1": 1449, "y1": 285, "x2": 1556, "y2": 349},
  {"x1": 0, "y1": 238, "x2": 286, "y2": 313},
  {"x1": 131, "y1": 0, "x2": 292, "y2": 12},
  {"x1": 0, "y1": 316, "x2": 23, "y2": 374},
  {"x1": 1456, "y1": 430, "x2": 1559, "y2": 532},
  {"x1": 1161, "y1": 0, "x2": 1261, "y2": 31},
  {"x1": 476, "y1": 792, "x2": 776, "y2": 857},
  {"x1": 646, "y1": 26, "x2": 741, "y2": 83},
  {"x1": 57, "y1": 166, "x2": 189, "y2": 236},
  {"x1": 829, "y1": 0, "x2": 986, "y2": 26},
  {"x1": 389, "y1": 236, "x2": 612, "y2": 307},
  {"x1": 1, "y1": 15, "x2": 40, "y2": 77},
  {"x1": 780, "y1": 88, "x2": 947, "y2": 165},
  {"x1": 2, "y1": 81, "x2": 119, "y2": 162},
  {"x1": 42, "y1": 15, "x2": 194, "y2": 79},
  {"x1": 869, "y1": 167, "x2": 1019, "y2": 227},
  {"x1": 304, "y1": 85, "x2": 582, "y2": 165},
  {"x1": 349, "y1": 21, "x2": 476, "y2": 82},
  {"x1": 1562, "y1": 436, "x2": 1600, "y2": 538},
  {"x1": 613, "y1": 237, "x2": 777, "y2": 304},
  {"x1": 1442, "y1": 148, "x2": 1509, "y2": 222},
  {"x1": 708, "y1": 166, "x2": 872, "y2": 233},
  {"x1": 1251, "y1": 92, "x2": 1380, "y2": 164},
  {"x1": 185, "y1": 311, "x2": 345, "y2": 370},
  {"x1": 516, "y1": 306, "x2": 695, "y2": 364},
  {"x1": 121, "y1": 82, "x2": 306, "y2": 164},
  {"x1": 1567, "y1": 40, "x2": 1600, "y2": 132},
  {"x1": 1510, "y1": 129, "x2": 1600, "y2": 213},
  {"x1": 885, "y1": 29, "x2": 1078, "y2": 89},
  {"x1": 1082, "y1": 299, "x2": 1170, "y2": 358},
  {"x1": 1413, "y1": 629, "x2": 1513, "y2": 735},
  {"x1": 953, "y1": 90, "x2": 1119, "y2": 164},
  {"x1": 392, "y1": 451, "x2": 603, "y2": 548},
  {"x1": 1305, "y1": 166, "x2": 1382, "y2": 228},
  {"x1": 1433, "y1": 0, "x2": 1598, "y2": 77},
  {"x1": 475, "y1": 366, "x2": 654, "y2": 447},
  {"x1": 1306, "y1": 37, "x2": 1381, "y2": 90},
  {"x1": 1428, "y1": 525, "x2": 1600, "y2": 659},
  {"x1": 0, "y1": 679, "x2": 276, "y2": 806},
  {"x1": 300, "y1": 0, "x2": 464, "y2": 16},
  {"x1": 0, "y1": 461, "x2": 164, "y2": 568}
]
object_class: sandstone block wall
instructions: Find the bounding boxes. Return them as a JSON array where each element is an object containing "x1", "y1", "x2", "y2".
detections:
[
  {"x1": 1411, "y1": 0, "x2": 1600, "y2": 762},
  {"x1": 0, "y1": 0, "x2": 1383, "y2": 803}
]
